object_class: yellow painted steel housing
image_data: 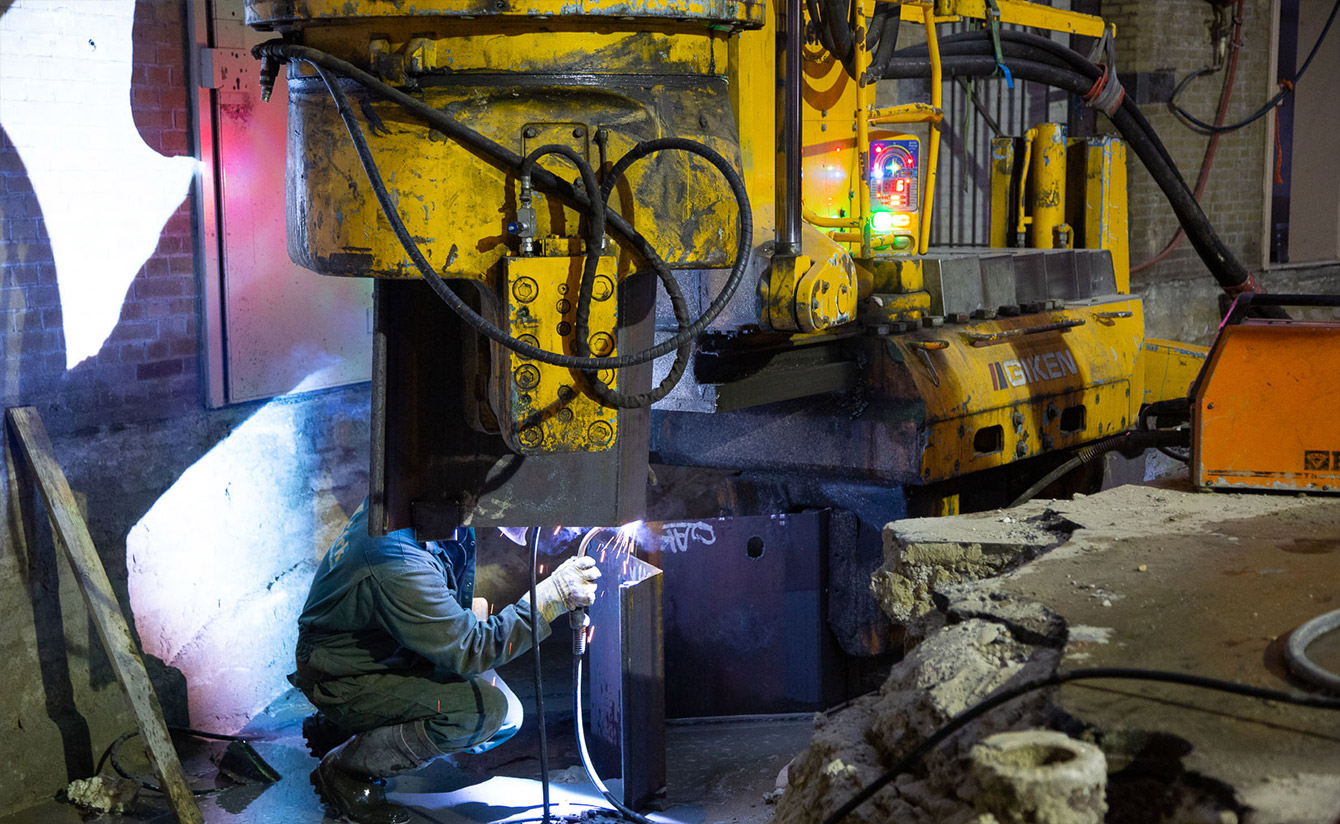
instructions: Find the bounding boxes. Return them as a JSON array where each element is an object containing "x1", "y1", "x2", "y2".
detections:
[{"x1": 246, "y1": 0, "x2": 762, "y2": 282}]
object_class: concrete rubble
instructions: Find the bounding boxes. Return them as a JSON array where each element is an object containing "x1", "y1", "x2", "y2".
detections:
[
  {"x1": 775, "y1": 482, "x2": 1340, "y2": 824},
  {"x1": 63, "y1": 776, "x2": 139, "y2": 815}
]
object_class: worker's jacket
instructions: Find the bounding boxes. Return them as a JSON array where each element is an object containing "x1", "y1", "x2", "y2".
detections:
[{"x1": 293, "y1": 499, "x2": 550, "y2": 680}]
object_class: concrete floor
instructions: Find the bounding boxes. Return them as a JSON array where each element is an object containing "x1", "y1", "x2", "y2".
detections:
[{"x1": 4, "y1": 633, "x2": 813, "y2": 824}]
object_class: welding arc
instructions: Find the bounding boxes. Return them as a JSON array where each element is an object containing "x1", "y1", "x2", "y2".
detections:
[
  {"x1": 822, "y1": 667, "x2": 1340, "y2": 824},
  {"x1": 258, "y1": 42, "x2": 753, "y2": 380}
]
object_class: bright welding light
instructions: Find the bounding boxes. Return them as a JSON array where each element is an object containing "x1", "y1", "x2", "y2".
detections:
[
  {"x1": 871, "y1": 211, "x2": 896, "y2": 233},
  {"x1": 0, "y1": 1, "x2": 196, "y2": 368}
]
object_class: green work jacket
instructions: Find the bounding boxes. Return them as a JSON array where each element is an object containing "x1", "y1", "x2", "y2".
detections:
[{"x1": 294, "y1": 500, "x2": 549, "y2": 680}]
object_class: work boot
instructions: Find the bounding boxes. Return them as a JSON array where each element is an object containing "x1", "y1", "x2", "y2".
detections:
[
  {"x1": 302, "y1": 712, "x2": 351, "y2": 760},
  {"x1": 310, "y1": 720, "x2": 440, "y2": 824}
]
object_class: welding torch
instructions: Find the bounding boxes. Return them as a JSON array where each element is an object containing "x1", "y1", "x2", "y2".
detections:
[{"x1": 571, "y1": 527, "x2": 604, "y2": 656}]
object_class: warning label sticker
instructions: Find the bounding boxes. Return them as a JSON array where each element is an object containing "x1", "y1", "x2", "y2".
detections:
[{"x1": 1303, "y1": 451, "x2": 1332, "y2": 471}]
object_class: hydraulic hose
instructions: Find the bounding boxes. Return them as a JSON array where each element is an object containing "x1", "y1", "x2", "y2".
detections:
[
  {"x1": 1007, "y1": 428, "x2": 1187, "y2": 509},
  {"x1": 877, "y1": 50, "x2": 1285, "y2": 315},
  {"x1": 518, "y1": 144, "x2": 693, "y2": 408},
  {"x1": 821, "y1": 666, "x2": 1340, "y2": 824},
  {"x1": 258, "y1": 42, "x2": 755, "y2": 374}
]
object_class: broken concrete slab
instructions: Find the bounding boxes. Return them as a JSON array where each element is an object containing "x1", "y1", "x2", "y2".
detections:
[{"x1": 778, "y1": 480, "x2": 1340, "y2": 823}]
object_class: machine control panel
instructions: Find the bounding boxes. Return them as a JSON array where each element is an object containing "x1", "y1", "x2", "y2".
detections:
[{"x1": 869, "y1": 135, "x2": 921, "y2": 252}]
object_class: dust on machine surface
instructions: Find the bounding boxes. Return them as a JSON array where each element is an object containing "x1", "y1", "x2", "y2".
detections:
[{"x1": 235, "y1": 0, "x2": 1340, "y2": 821}]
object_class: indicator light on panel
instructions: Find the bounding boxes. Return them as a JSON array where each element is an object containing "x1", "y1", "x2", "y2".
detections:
[{"x1": 871, "y1": 211, "x2": 896, "y2": 233}]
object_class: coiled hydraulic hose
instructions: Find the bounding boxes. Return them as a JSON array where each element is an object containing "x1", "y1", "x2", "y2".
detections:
[
  {"x1": 256, "y1": 42, "x2": 754, "y2": 379},
  {"x1": 517, "y1": 144, "x2": 692, "y2": 408}
]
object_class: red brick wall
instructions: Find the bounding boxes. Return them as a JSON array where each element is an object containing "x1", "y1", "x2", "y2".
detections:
[{"x1": 0, "y1": 0, "x2": 198, "y2": 432}]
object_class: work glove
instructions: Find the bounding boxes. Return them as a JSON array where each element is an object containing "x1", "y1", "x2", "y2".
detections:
[{"x1": 530, "y1": 555, "x2": 601, "y2": 624}]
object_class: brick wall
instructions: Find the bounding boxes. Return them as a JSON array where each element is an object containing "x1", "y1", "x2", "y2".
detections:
[
  {"x1": 0, "y1": 0, "x2": 198, "y2": 432},
  {"x1": 1100, "y1": 0, "x2": 1340, "y2": 342},
  {"x1": 0, "y1": 3, "x2": 374, "y2": 817}
]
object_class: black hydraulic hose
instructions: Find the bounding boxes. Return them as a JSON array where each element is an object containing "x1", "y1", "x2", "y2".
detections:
[
  {"x1": 892, "y1": 30, "x2": 1185, "y2": 182},
  {"x1": 575, "y1": 142, "x2": 703, "y2": 408},
  {"x1": 517, "y1": 144, "x2": 691, "y2": 409},
  {"x1": 1171, "y1": 0, "x2": 1340, "y2": 135},
  {"x1": 1007, "y1": 429, "x2": 1187, "y2": 509},
  {"x1": 821, "y1": 666, "x2": 1340, "y2": 824},
  {"x1": 258, "y1": 42, "x2": 755, "y2": 372},
  {"x1": 878, "y1": 52, "x2": 1277, "y2": 308},
  {"x1": 528, "y1": 528, "x2": 551, "y2": 824},
  {"x1": 864, "y1": 3, "x2": 901, "y2": 81},
  {"x1": 823, "y1": 0, "x2": 856, "y2": 74},
  {"x1": 573, "y1": 656, "x2": 656, "y2": 824},
  {"x1": 806, "y1": 0, "x2": 838, "y2": 55}
]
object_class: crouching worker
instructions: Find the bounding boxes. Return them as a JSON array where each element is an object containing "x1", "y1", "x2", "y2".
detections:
[{"x1": 288, "y1": 500, "x2": 599, "y2": 824}]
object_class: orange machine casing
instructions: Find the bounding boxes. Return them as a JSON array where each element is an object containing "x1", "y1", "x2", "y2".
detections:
[{"x1": 1191, "y1": 295, "x2": 1340, "y2": 493}]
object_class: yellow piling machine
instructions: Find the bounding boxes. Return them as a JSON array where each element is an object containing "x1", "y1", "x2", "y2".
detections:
[{"x1": 244, "y1": 1, "x2": 1254, "y2": 540}]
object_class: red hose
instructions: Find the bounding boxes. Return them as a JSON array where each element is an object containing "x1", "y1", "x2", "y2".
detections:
[{"x1": 1131, "y1": 0, "x2": 1244, "y2": 274}]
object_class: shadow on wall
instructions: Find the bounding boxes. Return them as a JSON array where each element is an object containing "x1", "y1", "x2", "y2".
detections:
[{"x1": 0, "y1": 0, "x2": 375, "y2": 814}]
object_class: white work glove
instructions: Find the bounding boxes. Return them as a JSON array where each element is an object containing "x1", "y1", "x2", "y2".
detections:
[{"x1": 530, "y1": 555, "x2": 601, "y2": 624}]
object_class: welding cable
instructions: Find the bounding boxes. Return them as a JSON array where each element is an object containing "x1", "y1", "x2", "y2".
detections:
[
  {"x1": 96, "y1": 728, "x2": 274, "y2": 796},
  {"x1": 1007, "y1": 428, "x2": 1188, "y2": 509},
  {"x1": 1169, "y1": 0, "x2": 1339, "y2": 136},
  {"x1": 875, "y1": 51, "x2": 1286, "y2": 315},
  {"x1": 1286, "y1": 608, "x2": 1340, "y2": 695},
  {"x1": 517, "y1": 143, "x2": 692, "y2": 408},
  {"x1": 573, "y1": 657, "x2": 658, "y2": 824},
  {"x1": 1134, "y1": 0, "x2": 1243, "y2": 273},
  {"x1": 257, "y1": 42, "x2": 753, "y2": 376},
  {"x1": 1137, "y1": 397, "x2": 1193, "y2": 463},
  {"x1": 822, "y1": 666, "x2": 1340, "y2": 824},
  {"x1": 528, "y1": 527, "x2": 552, "y2": 824}
]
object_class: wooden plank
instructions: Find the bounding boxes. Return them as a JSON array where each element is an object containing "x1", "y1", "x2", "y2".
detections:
[{"x1": 5, "y1": 407, "x2": 203, "y2": 824}]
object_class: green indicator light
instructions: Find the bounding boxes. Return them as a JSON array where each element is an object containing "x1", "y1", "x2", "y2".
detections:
[{"x1": 871, "y1": 211, "x2": 895, "y2": 233}]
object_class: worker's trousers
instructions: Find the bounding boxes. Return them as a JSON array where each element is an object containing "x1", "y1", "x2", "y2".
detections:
[{"x1": 299, "y1": 667, "x2": 522, "y2": 755}]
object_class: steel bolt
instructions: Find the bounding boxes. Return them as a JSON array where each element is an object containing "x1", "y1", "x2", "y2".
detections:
[
  {"x1": 557, "y1": 385, "x2": 575, "y2": 402},
  {"x1": 519, "y1": 427, "x2": 543, "y2": 448},
  {"x1": 592, "y1": 276, "x2": 614, "y2": 301},
  {"x1": 514, "y1": 364, "x2": 541, "y2": 390},
  {"x1": 556, "y1": 298, "x2": 572, "y2": 314},
  {"x1": 557, "y1": 321, "x2": 573, "y2": 336},
  {"x1": 588, "y1": 332, "x2": 615, "y2": 356},
  {"x1": 588, "y1": 420, "x2": 614, "y2": 446},
  {"x1": 557, "y1": 408, "x2": 575, "y2": 423},
  {"x1": 512, "y1": 277, "x2": 538, "y2": 303},
  {"x1": 523, "y1": 126, "x2": 539, "y2": 139},
  {"x1": 573, "y1": 126, "x2": 586, "y2": 138}
]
